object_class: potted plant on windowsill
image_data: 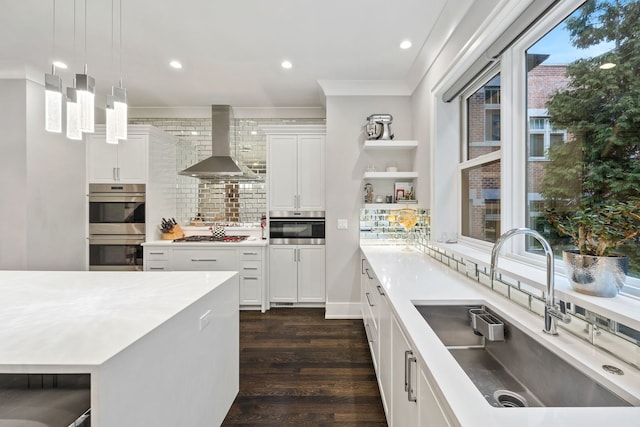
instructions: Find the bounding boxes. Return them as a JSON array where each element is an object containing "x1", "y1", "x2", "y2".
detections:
[{"x1": 547, "y1": 200, "x2": 640, "y2": 297}]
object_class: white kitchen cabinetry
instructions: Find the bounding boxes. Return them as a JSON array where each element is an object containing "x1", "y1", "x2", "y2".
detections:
[
  {"x1": 87, "y1": 132, "x2": 146, "y2": 183},
  {"x1": 392, "y1": 314, "x2": 419, "y2": 426},
  {"x1": 267, "y1": 134, "x2": 325, "y2": 212},
  {"x1": 362, "y1": 140, "x2": 418, "y2": 207},
  {"x1": 269, "y1": 245, "x2": 325, "y2": 304},
  {"x1": 239, "y1": 249, "x2": 263, "y2": 306},
  {"x1": 361, "y1": 252, "x2": 454, "y2": 427},
  {"x1": 418, "y1": 367, "x2": 452, "y2": 427},
  {"x1": 142, "y1": 245, "x2": 267, "y2": 311},
  {"x1": 172, "y1": 248, "x2": 237, "y2": 271},
  {"x1": 86, "y1": 125, "x2": 177, "y2": 242}
]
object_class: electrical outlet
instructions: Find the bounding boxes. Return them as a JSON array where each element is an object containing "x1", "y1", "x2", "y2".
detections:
[
  {"x1": 465, "y1": 261, "x2": 477, "y2": 276},
  {"x1": 337, "y1": 219, "x2": 348, "y2": 229},
  {"x1": 199, "y1": 310, "x2": 212, "y2": 331}
]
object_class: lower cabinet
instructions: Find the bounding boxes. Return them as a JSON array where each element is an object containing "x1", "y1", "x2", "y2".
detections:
[
  {"x1": 143, "y1": 245, "x2": 266, "y2": 311},
  {"x1": 269, "y1": 245, "x2": 325, "y2": 304},
  {"x1": 392, "y1": 315, "x2": 419, "y2": 426},
  {"x1": 362, "y1": 253, "x2": 453, "y2": 427}
]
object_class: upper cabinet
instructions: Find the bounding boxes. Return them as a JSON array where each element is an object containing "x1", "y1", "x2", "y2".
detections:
[
  {"x1": 266, "y1": 127, "x2": 326, "y2": 213},
  {"x1": 87, "y1": 128, "x2": 146, "y2": 183}
]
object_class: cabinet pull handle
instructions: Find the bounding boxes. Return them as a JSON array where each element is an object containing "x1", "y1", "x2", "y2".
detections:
[
  {"x1": 243, "y1": 277, "x2": 259, "y2": 280},
  {"x1": 407, "y1": 354, "x2": 417, "y2": 402},
  {"x1": 117, "y1": 167, "x2": 120, "y2": 181},
  {"x1": 365, "y1": 323, "x2": 373, "y2": 343},
  {"x1": 191, "y1": 258, "x2": 217, "y2": 262},
  {"x1": 361, "y1": 258, "x2": 366, "y2": 274},
  {"x1": 404, "y1": 350, "x2": 412, "y2": 392},
  {"x1": 376, "y1": 285, "x2": 385, "y2": 296},
  {"x1": 149, "y1": 252, "x2": 165, "y2": 255},
  {"x1": 243, "y1": 252, "x2": 258, "y2": 256},
  {"x1": 149, "y1": 267, "x2": 165, "y2": 270},
  {"x1": 365, "y1": 292, "x2": 375, "y2": 307},
  {"x1": 243, "y1": 267, "x2": 258, "y2": 270},
  {"x1": 365, "y1": 268, "x2": 373, "y2": 280},
  {"x1": 113, "y1": 167, "x2": 117, "y2": 181}
]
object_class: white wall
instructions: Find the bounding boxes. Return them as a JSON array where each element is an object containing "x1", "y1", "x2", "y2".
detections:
[
  {"x1": 0, "y1": 80, "x2": 28, "y2": 268},
  {"x1": 324, "y1": 96, "x2": 412, "y2": 318},
  {"x1": 0, "y1": 78, "x2": 87, "y2": 270}
]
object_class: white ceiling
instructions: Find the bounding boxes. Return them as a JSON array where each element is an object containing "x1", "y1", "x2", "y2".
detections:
[{"x1": 0, "y1": 0, "x2": 452, "y2": 108}]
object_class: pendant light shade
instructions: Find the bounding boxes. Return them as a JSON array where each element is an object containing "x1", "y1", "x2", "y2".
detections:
[
  {"x1": 75, "y1": 69, "x2": 95, "y2": 133},
  {"x1": 105, "y1": 95, "x2": 118, "y2": 144},
  {"x1": 44, "y1": 72, "x2": 63, "y2": 133},
  {"x1": 66, "y1": 87, "x2": 82, "y2": 140},
  {"x1": 113, "y1": 85, "x2": 127, "y2": 140}
]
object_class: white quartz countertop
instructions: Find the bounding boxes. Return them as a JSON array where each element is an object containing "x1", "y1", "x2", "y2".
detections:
[
  {"x1": 361, "y1": 245, "x2": 640, "y2": 427},
  {"x1": 0, "y1": 270, "x2": 237, "y2": 369}
]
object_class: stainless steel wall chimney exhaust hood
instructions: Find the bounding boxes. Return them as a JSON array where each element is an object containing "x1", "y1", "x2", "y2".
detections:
[{"x1": 179, "y1": 105, "x2": 261, "y2": 180}]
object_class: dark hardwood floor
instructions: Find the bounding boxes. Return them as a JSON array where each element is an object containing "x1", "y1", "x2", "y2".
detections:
[{"x1": 222, "y1": 308, "x2": 387, "y2": 426}]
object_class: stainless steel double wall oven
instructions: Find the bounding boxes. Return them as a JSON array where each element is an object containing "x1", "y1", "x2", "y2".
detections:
[{"x1": 88, "y1": 184, "x2": 146, "y2": 271}]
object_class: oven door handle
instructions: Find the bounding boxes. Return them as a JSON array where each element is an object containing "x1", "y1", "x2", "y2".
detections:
[{"x1": 89, "y1": 195, "x2": 146, "y2": 203}]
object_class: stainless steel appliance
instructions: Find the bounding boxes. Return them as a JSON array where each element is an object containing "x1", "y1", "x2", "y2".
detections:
[
  {"x1": 269, "y1": 212, "x2": 325, "y2": 245},
  {"x1": 88, "y1": 184, "x2": 146, "y2": 271},
  {"x1": 365, "y1": 114, "x2": 394, "y2": 140}
]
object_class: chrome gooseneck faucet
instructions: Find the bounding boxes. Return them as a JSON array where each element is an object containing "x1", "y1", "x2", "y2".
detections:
[{"x1": 490, "y1": 228, "x2": 571, "y2": 335}]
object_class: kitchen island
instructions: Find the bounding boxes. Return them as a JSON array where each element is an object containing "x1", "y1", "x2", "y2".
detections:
[
  {"x1": 0, "y1": 270, "x2": 239, "y2": 426},
  {"x1": 361, "y1": 245, "x2": 640, "y2": 427}
]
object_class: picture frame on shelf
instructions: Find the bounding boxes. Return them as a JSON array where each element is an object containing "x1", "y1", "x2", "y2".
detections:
[{"x1": 394, "y1": 182, "x2": 414, "y2": 202}]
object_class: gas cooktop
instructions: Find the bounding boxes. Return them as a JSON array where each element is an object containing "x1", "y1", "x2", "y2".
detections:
[{"x1": 173, "y1": 235, "x2": 249, "y2": 243}]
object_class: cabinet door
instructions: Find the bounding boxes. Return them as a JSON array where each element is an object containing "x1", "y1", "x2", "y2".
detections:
[
  {"x1": 115, "y1": 134, "x2": 147, "y2": 183},
  {"x1": 268, "y1": 135, "x2": 298, "y2": 212},
  {"x1": 378, "y1": 287, "x2": 392, "y2": 418},
  {"x1": 87, "y1": 134, "x2": 118, "y2": 183},
  {"x1": 419, "y1": 367, "x2": 452, "y2": 427},
  {"x1": 269, "y1": 245, "x2": 298, "y2": 302},
  {"x1": 297, "y1": 245, "x2": 325, "y2": 302},
  {"x1": 240, "y1": 276, "x2": 262, "y2": 305},
  {"x1": 392, "y1": 315, "x2": 418, "y2": 426},
  {"x1": 297, "y1": 135, "x2": 325, "y2": 211}
]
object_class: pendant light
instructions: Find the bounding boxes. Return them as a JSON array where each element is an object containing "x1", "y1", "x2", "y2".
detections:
[
  {"x1": 106, "y1": 0, "x2": 127, "y2": 142},
  {"x1": 45, "y1": 68, "x2": 63, "y2": 133},
  {"x1": 66, "y1": 85, "x2": 82, "y2": 140},
  {"x1": 44, "y1": 0, "x2": 62, "y2": 133},
  {"x1": 76, "y1": 0, "x2": 94, "y2": 134},
  {"x1": 105, "y1": 95, "x2": 118, "y2": 144},
  {"x1": 114, "y1": 0, "x2": 127, "y2": 140}
]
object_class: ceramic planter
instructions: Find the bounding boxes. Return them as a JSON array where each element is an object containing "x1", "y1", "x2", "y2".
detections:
[{"x1": 563, "y1": 250, "x2": 628, "y2": 297}]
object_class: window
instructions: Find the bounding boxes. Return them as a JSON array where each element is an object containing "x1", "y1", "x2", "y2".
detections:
[
  {"x1": 528, "y1": 116, "x2": 567, "y2": 159},
  {"x1": 522, "y1": 0, "x2": 640, "y2": 289},
  {"x1": 455, "y1": 0, "x2": 640, "y2": 294},
  {"x1": 460, "y1": 72, "x2": 502, "y2": 242}
]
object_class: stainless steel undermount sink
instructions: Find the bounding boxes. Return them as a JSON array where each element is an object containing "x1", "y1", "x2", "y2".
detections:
[{"x1": 414, "y1": 304, "x2": 632, "y2": 408}]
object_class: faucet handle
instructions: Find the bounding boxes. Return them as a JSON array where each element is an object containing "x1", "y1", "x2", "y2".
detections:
[{"x1": 548, "y1": 301, "x2": 572, "y2": 324}]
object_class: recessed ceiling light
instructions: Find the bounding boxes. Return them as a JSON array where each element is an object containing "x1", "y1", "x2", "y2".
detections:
[
  {"x1": 52, "y1": 61, "x2": 68, "y2": 69},
  {"x1": 169, "y1": 60, "x2": 183, "y2": 69},
  {"x1": 281, "y1": 60, "x2": 293, "y2": 69},
  {"x1": 400, "y1": 40, "x2": 412, "y2": 50},
  {"x1": 599, "y1": 62, "x2": 616, "y2": 70}
]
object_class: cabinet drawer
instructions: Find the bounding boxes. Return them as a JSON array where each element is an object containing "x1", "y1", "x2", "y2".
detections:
[
  {"x1": 239, "y1": 261, "x2": 261, "y2": 275},
  {"x1": 239, "y1": 249, "x2": 262, "y2": 261},
  {"x1": 145, "y1": 260, "x2": 170, "y2": 271},
  {"x1": 145, "y1": 248, "x2": 170, "y2": 261},
  {"x1": 173, "y1": 249, "x2": 237, "y2": 271}
]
